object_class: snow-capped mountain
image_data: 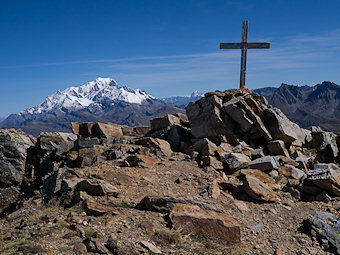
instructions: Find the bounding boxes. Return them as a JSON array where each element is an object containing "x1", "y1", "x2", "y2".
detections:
[
  {"x1": 1, "y1": 78, "x2": 183, "y2": 136},
  {"x1": 161, "y1": 90, "x2": 203, "y2": 107},
  {"x1": 25, "y1": 78, "x2": 154, "y2": 115}
]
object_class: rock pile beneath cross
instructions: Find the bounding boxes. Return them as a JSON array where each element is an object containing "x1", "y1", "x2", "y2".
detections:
[{"x1": 147, "y1": 88, "x2": 340, "y2": 201}]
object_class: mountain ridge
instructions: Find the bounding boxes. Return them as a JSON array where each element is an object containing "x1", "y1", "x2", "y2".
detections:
[
  {"x1": 1, "y1": 78, "x2": 183, "y2": 136},
  {"x1": 255, "y1": 81, "x2": 340, "y2": 132}
]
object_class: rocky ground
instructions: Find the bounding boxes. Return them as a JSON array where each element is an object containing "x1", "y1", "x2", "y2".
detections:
[
  {"x1": 1, "y1": 88, "x2": 340, "y2": 254},
  {"x1": 1, "y1": 158, "x2": 339, "y2": 255}
]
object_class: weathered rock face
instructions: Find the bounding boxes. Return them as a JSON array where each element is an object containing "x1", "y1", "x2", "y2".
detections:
[
  {"x1": 261, "y1": 108, "x2": 306, "y2": 146},
  {"x1": 169, "y1": 203, "x2": 241, "y2": 242},
  {"x1": 39, "y1": 132, "x2": 77, "y2": 156},
  {"x1": 0, "y1": 129, "x2": 34, "y2": 187},
  {"x1": 186, "y1": 95, "x2": 228, "y2": 139}
]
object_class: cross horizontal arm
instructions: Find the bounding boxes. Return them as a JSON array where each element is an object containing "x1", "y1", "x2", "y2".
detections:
[{"x1": 220, "y1": 42, "x2": 270, "y2": 49}]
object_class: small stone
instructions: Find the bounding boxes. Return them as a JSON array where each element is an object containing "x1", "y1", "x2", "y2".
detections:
[
  {"x1": 140, "y1": 241, "x2": 162, "y2": 254},
  {"x1": 233, "y1": 200, "x2": 250, "y2": 212},
  {"x1": 73, "y1": 243, "x2": 87, "y2": 255},
  {"x1": 208, "y1": 179, "x2": 221, "y2": 199},
  {"x1": 248, "y1": 156, "x2": 279, "y2": 172}
]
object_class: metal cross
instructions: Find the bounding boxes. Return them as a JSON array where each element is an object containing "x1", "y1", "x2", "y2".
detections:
[{"x1": 220, "y1": 20, "x2": 270, "y2": 89}]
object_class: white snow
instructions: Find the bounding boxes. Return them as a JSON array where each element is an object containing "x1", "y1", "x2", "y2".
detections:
[{"x1": 23, "y1": 78, "x2": 155, "y2": 115}]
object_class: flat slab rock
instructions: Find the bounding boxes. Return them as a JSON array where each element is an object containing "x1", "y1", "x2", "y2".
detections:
[{"x1": 169, "y1": 203, "x2": 241, "y2": 242}]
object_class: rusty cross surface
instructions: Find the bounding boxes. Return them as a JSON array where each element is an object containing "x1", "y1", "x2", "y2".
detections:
[{"x1": 220, "y1": 20, "x2": 270, "y2": 89}]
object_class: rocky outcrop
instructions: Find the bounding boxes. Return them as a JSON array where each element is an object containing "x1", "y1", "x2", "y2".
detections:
[{"x1": 0, "y1": 129, "x2": 34, "y2": 187}]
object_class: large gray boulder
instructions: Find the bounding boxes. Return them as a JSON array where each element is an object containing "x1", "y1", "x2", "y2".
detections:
[
  {"x1": 0, "y1": 129, "x2": 34, "y2": 187},
  {"x1": 261, "y1": 108, "x2": 306, "y2": 146},
  {"x1": 186, "y1": 95, "x2": 228, "y2": 138}
]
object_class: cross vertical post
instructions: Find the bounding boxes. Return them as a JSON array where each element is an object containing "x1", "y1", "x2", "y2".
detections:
[
  {"x1": 240, "y1": 20, "x2": 248, "y2": 89},
  {"x1": 220, "y1": 21, "x2": 270, "y2": 89}
]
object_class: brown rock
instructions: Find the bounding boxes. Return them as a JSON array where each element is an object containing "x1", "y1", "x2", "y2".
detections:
[
  {"x1": 208, "y1": 179, "x2": 221, "y2": 199},
  {"x1": 205, "y1": 91, "x2": 225, "y2": 97},
  {"x1": 186, "y1": 138, "x2": 218, "y2": 156},
  {"x1": 223, "y1": 152, "x2": 251, "y2": 171},
  {"x1": 217, "y1": 142, "x2": 234, "y2": 156},
  {"x1": 150, "y1": 114, "x2": 180, "y2": 131},
  {"x1": 279, "y1": 156, "x2": 299, "y2": 167},
  {"x1": 240, "y1": 169, "x2": 280, "y2": 190},
  {"x1": 243, "y1": 175, "x2": 280, "y2": 202},
  {"x1": 250, "y1": 148, "x2": 265, "y2": 160},
  {"x1": 135, "y1": 137, "x2": 173, "y2": 157},
  {"x1": 169, "y1": 203, "x2": 241, "y2": 242},
  {"x1": 92, "y1": 123, "x2": 123, "y2": 138},
  {"x1": 140, "y1": 241, "x2": 162, "y2": 254},
  {"x1": 84, "y1": 196, "x2": 119, "y2": 216},
  {"x1": 267, "y1": 140, "x2": 290, "y2": 157},
  {"x1": 123, "y1": 154, "x2": 159, "y2": 168},
  {"x1": 71, "y1": 122, "x2": 80, "y2": 135},
  {"x1": 219, "y1": 175, "x2": 244, "y2": 194},
  {"x1": 121, "y1": 125, "x2": 134, "y2": 136},
  {"x1": 233, "y1": 200, "x2": 250, "y2": 212},
  {"x1": 202, "y1": 156, "x2": 223, "y2": 170},
  {"x1": 132, "y1": 126, "x2": 151, "y2": 137},
  {"x1": 83, "y1": 237, "x2": 111, "y2": 254},
  {"x1": 278, "y1": 165, "x2": 306, "y2": 181},
  {"x1": 76, "y1": 179, "x2": 119, "y2": 197}
]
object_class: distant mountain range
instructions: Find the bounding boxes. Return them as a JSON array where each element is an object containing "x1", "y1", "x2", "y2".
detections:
[
  {"x1": 2, "y1": 78, "x2": 340, "y2": 136},
  {"x1": 160, "y1": 90, "x2": 203, "y2": 107},
  {"x1": 0, "y1": 78, "x2": 184, "y2": 136},
  {"x1": 254, "y1": 81, "x2": 340, "y2": 133}
]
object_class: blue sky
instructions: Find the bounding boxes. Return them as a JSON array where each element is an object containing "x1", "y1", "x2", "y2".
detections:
[{"x1": 1, "y1": 0, "x2": 340, "y2": 117}]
